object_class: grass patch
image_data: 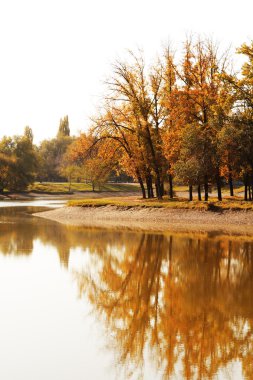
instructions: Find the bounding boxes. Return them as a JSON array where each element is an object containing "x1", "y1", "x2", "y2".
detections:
[
  {"x1": 68, "y1": 197, "x2": 253, "y2": 211},
  {"x1": 173, "y1": 185, "x2": 189, "y2": 192},
  {"x1": 100, "y1": 183, "x2": 140, "y2": 192},
  {"x1": 28, "y1": 182, "x2": 140, "y2": 193}
]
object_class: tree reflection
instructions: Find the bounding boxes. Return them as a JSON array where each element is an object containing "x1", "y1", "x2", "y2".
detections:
[
  {"x1": 1, "y1": 206, "x2": 253, "y2": 378},
  {"x1": 76, "y1": 233, "x2": 253, "y2": 379},
  {"x1": 0, "y1": 207, "x2": 142, "y2": 268}
]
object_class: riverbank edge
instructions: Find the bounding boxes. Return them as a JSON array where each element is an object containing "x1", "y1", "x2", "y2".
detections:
[{"x1": 33, "y1": 205, "x2": 253, "y2": 238}]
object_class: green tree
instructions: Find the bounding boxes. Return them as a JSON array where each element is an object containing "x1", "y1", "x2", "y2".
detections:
[
  {"x1": 0, "y1": 128, "x2": 38, "y2": 191},
  {"x1": 24, "y1": 126, "x2": 33, "y2": 143},
  {"x1": 0, "y1": 137, "x2": 16, "y2": 192},
  {"x1": 57, "y1": 115, "x2": 70, "y2": 137},
  {"x1": 37, "y1": 117, "x2": 73, "y2": 182}
]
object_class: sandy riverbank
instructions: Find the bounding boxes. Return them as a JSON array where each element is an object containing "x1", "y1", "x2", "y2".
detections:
[{"x1": 34, "y1": 205, "x2": 253, "y2": 236}]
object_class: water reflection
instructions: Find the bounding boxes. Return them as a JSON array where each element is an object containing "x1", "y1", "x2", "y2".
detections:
[
  {"x1": 0, "y1": 207, "x2": 253, "y2": 379},
  {"x1": 76, "y1": 234, "x2": 253, "y2": 379},
  {"x1": 0, "y1": 207, "x2": 72, "y2": 262}
]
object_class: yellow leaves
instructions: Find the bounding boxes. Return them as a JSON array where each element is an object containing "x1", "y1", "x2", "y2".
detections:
[
  {"x1": 236, "y1": 42, "x2": 253, "y2": 89},
  {"x1": 237, "y1": 42, "x2": 253, "y2": 59}
]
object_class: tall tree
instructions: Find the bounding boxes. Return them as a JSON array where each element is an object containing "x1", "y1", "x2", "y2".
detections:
[
  {"x1": 57, "y1": 115, "x2": 70, "y2": 137},
  {"x1": 163, "y1": 38, "x2": 230, "y2": 200},
  {"x1": 221, "y1": 41, "x2": 253, "y2": 200},
  {"x1": 93, "y1": 51, "x2": 170, "y2": 199},
  {"x1": 37, "y1": 118, "x2": 73, "y2": 182},
  {"x1": 24, "y1": 126, "x2": 33, "y2": 143}
]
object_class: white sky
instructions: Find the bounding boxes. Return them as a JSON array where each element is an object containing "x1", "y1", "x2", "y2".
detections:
[{"x1": 0, "y1": 0, "x2": 252, "y2": 144}]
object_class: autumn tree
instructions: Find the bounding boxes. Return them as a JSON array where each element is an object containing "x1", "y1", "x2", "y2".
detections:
[
  {"x1": 162, "y1": 38, "x2": 231, "y2": 200},
  {"x1": 92, "y1": 51, "x2": 172, "y2": 199},
  {"x1": 174, "y1": 124, "x2": 211, "y2": 200},
  {"x1": 67, "y1": 133, "x2": 119, "y2": 191},
  {"x1": 160, "y1": 46, "x2": 177, "y2": 198},
  {"x1": 19, "y1": 39, "x2": 253, "y2": 201},
  {"x1": 223, "y1": 41, "x2": 253, "y2": 200}
]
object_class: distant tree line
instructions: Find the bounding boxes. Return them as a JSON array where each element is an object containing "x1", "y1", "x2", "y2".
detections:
[{"x1": 0, "y1": 115, "x2": 130, "y2": 192}]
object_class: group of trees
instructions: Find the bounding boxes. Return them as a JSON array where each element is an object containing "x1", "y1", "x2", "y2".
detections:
[
  {"x1": 1, "y1": 37, "x2": 253, "y2": 198},
  {"x1": 0, "y1": 115, "x2": 126, "y2": 192},
  {"x1": 0, "y1": 126, "x2": 37, "y2": 191},
  {"x1": 0, "y1": 116, "x2": 74, "y2": 192},
  {"x1": 71, "y1": 37, "x2": 253, "y2": 201}
]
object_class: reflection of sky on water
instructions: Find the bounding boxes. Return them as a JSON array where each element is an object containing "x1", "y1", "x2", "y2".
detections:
[
  {"x1": 0, "y1": 206, "x2": 251, "y2": 379},
  {"x1": 0, "y1": 199, "x2": 66, "y2": 208}
]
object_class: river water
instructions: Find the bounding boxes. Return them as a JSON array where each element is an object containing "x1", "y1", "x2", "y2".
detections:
[{"x1": 0, "y1": 202, "x2": 252, "y2": 380}]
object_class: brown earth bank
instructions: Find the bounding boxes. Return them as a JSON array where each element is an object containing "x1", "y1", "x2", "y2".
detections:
[{"x1": 34, "y1": 205, "x2": 253, "y2": 237}]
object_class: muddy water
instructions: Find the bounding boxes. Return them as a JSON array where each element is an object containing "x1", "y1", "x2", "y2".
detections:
[{"x1": 0, "y1": 205, "x2": 252, "y2": 379}]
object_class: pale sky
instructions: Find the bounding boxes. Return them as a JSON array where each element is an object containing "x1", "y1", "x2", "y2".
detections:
[{"x1": 0, "y1": 0, "x2": 252, "y2": 143}]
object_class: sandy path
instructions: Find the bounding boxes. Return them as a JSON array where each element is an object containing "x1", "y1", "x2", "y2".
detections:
[{"x1": 34, "y1": 205, "x2": 253, "y2": 237}]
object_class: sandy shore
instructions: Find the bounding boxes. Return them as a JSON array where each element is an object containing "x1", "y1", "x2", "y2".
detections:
[{"x1": 34, "y1": 205, "x2": 253, "y2": 236}]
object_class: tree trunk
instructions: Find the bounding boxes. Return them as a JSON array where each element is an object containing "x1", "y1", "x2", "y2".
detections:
[
  {"x1": 155, "y1": 178, "x2": 163, "y2": 199},
  {"x1": 244, "y1": 174, "x2": 248, "y2": 201},
  {"x1": 150, "y1": 182, "x2": 154, "y2": 198},
  {"x1": 204, "y1": 176, "x2": 209, "y2": 201},
  {"x1": 144, "y1": 125, "x2": 163, "y2": 199},
  {"x1": 198, "y1": 184, "x2": 202, "y2": 201},
  {"x1": 160, "y1": 181, "x2": 165, "y2": 197},
  {"x1": 137, "y1": 172, "x2": 146, "y2": 199},
  {"x1": 249, "y1": 176, "x2": 253, "y2": 201},
  {"x1": 228, "y1": 168, "x2": 234, "y2": 197},
  {"x1": 155, "y1": 183, "x2": 159, "y2": 199},
  {"x1": 189, "y1": 185, "x2": 193, "y2": 201},
  {"x1": 146, "y1": 174, "x2": 154, "y2": 199},
  {"x1": 216, "y1": 170, "x2": 222, "y2": 201},
  {"x1": 168, "y1": 174, "x2": 173, "y2": 199},
  {"x1": 146, "y1": 176, "x2": 151, "y2": 199}
]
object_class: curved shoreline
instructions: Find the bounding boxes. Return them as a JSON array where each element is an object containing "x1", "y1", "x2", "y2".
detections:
[{"x1": 34, "y1": 205, "x2": 253, "y2": 237}]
